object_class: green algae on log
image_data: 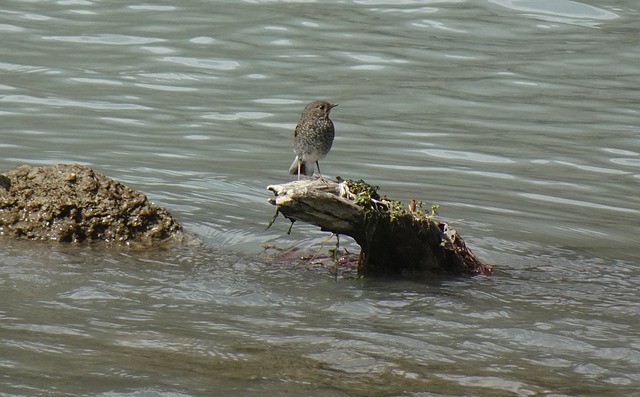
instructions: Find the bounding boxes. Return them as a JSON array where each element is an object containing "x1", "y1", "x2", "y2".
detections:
[
  {"x1": 0, "y1": 164, "x2": 183, "y2": 243},
  {"x1": 267, "y1": 178, "x2": 492, "y2": 277}
]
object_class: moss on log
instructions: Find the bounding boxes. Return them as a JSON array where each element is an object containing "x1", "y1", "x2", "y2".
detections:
[
  {"x1": 0, "y1": 164, "x2": 183, "y2": 243},
  {"x1": 267, "y1": 178, "x2": 492, "y2": 277}
]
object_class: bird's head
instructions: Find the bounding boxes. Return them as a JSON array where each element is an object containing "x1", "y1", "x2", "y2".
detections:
[{"x1": 304, "y1": 100, "x2": 338, "y2": 118}]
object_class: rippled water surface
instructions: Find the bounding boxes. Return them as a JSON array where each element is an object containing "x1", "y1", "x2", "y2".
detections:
[{"x1": 1, "y1": 0, "x2": 639, "y2": 396}]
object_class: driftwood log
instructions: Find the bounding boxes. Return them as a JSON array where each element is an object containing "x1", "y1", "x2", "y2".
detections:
[{"x1": 268, "y1": 178, "x2": 492, "y2": 277}]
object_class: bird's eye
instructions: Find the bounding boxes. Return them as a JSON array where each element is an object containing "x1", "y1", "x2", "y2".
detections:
[{"x1": 319, "y1": 105, "x2": 326, "y2": 110}]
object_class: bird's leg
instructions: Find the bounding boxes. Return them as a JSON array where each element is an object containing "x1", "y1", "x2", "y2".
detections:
[
  {"x1": 316, "y1": 161, "x2": 329, "y2": 183},
  {"x1": 297, "y1": 159, "x2": 302, "y2": 181}
]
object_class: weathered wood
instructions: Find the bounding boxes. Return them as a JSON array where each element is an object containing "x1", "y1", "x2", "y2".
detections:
[
  {"x1": 267, "y1": 178, "x2": 365, "y2": 240},
  {"x1": 268, "y1": 178, "x2": 492, "y2": 277}
]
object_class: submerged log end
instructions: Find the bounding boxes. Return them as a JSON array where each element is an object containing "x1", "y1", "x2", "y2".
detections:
[
  {"x1": 439, "y1": 222, "x2": 492, "y2": 276},
  {"x1": 268, "y1": 178, "x2": 492, "y2": 277}
]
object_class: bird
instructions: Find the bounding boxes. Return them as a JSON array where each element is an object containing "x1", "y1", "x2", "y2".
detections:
[{"x1": 288, "y1": 100, "x2": 338, "y2": 180}]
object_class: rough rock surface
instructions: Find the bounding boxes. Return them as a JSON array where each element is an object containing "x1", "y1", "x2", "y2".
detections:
[{"x1": 0, "y1": 164, "x2": 183, "y2": 243}]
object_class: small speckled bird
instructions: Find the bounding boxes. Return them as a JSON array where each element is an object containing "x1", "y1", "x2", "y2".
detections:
[{"x1": 288, "y1": 100, "x2": 338, "y2": 180}]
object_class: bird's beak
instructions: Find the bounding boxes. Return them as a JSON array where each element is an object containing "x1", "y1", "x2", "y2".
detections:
[{"x1": 330, "y1": 103, "x2": 338, "y2": 109}]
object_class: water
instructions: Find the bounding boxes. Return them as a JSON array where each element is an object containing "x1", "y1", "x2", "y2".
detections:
[{"x1": 1, "y1": 0, "x2": 639, "y2": 395}]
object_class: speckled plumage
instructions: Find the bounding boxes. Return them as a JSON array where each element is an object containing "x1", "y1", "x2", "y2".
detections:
[{"x1": 288, "y1": 100, "x2": 337, "y2": 179}]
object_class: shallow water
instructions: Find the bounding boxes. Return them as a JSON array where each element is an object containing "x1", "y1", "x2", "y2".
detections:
[{"x1": 1, "y1": 0, "x2": 639, "y2": 396}]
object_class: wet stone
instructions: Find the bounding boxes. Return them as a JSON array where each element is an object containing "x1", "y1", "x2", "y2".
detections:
[{"x1": 0, "y1": 164, "x2": 183, "y2": 243}]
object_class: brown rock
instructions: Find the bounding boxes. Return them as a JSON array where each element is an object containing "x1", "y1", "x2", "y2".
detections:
[{"x1": 0, "y1": 164, "x2": 183, "y2": 243}]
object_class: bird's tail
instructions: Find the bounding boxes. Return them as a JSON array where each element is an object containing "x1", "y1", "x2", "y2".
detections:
[{"x1": 288, "y1": 156, "x2": 315, "y2": 176}]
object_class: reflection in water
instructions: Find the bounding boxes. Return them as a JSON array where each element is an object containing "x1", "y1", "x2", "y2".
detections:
[{"x1": 489, "y1": 0, "x2": 619, "y2": 25}]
